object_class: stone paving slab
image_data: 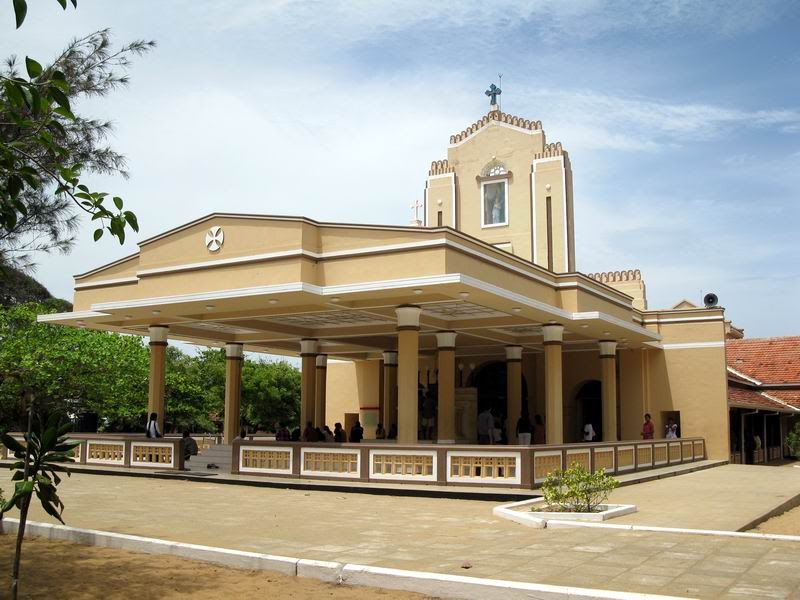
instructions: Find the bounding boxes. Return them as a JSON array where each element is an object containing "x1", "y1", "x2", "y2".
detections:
[{"x1": 2, "y1": 470, "x2": 800, "y2": 598}]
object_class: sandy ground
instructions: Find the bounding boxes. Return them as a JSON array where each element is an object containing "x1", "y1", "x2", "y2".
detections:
[
  {"x1": 0, "y1": 536, "x2": 434, "y2": 600},
  {"x1": 753, "y1": 503, "x2": 800, "y2": 535}
]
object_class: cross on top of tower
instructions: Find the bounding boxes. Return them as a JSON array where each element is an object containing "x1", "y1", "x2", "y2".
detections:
[
  {"x1": 410, "y1": 199, "x2": 423, "y2": 223},
  {"x1": 485, "y1": 83, "x2": 501, "y2": 108}
]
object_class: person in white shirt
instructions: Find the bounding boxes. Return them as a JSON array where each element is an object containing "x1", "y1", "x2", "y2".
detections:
[
  {"x1": 583, "y1": 423, "x2": 596, "y2": 442},
  {"x1": 146, "y1": 412, "x2": 162, "y2": 439},
  {"x1": 477, "y1": 407, "x2": 493, "y2": 445}
]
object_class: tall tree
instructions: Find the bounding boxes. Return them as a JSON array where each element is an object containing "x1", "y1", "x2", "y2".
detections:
[{"x1": 0, "y1": 29, "x2": 154, "y2": 269}]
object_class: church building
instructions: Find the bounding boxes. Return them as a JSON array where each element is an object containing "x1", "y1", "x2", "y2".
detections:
[{"x1": 40, "y1": 92, "x2": 741, "y2": 484}]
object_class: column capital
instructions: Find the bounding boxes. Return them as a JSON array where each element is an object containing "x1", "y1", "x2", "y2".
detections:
[
  {"x1": 316, "y1": 354, "x2": 328, "y2": 368},
  {"x1": 382, "y1": 350, "x2": 398, "y2": 365},
  {"x1": 435, "y1": 331, "x2": 457, "y2": 350},
  {"x1": 542, "y1": 323, "x2": 564, "y2": 345},
  {"x1": 395, "y1": 305, "x2": 422, "y2": 330},
  {"x1": 505, "y1": 345, "x2": 523, "y2": 361},
  {"x1": 300, "y1": 338, "x2": 319, "y2": 356},
  {"x1": 148, "y1": 325, "x2": 169, "y2": 344},
  {"x1": 599, "y1": 340, "x2": 618, "y2": 358},
  {"x1": 225, "y1": 342, "x2": 244, "y2": 359}
]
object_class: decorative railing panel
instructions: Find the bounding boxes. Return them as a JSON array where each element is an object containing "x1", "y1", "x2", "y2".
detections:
[
  {"x1": 301, "y1": 448, "x2": 360, "y2": 478},
  {"x1": 447, "y1": 451, "x2": 520, "y2": 485},
  {"x1": 131, "y1": 442, "x2": 174, "y2": 468},
  {"x1": 369, "y1": 450, "x2": 436, "y2": 481},
  {"x1": 86, "y1": 441, "x2": 125, "y2": 465},
  {"x1": 239, "y1": 446, "x2": 293, "y2": 474}
]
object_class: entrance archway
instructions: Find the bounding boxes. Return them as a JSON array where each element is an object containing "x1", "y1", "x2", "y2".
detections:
[
  {"x1": 573, "y1": 380, "x2": 602, "y2": 442},
  {"x1": 469, "y1": 361, "x2": 529, "y2": 425}
]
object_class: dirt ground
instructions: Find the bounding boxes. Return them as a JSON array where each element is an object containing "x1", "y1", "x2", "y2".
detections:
[
  {"x1": 0, "y1": 536, "x2": 434, "y2": 600},
  {"x1": 753, "y1": 503, "x2": 800, "y2": 535}
]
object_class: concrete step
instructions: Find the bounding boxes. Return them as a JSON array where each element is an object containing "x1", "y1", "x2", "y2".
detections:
[{"x1": 186, "y1": 444, "x2": 232, "y2": 472}]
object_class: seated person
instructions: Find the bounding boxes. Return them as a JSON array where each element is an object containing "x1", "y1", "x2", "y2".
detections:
[{"x1": 182, "y1": 431, "x2": 199, "y2": 467}]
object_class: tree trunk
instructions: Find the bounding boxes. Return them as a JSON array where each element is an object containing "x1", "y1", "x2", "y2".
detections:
[
  {"x1": 10, "y1": 390, "x2": 34, "y2": 600},
  {"x1": 9, "y1": 494, "x2": 31, "y2": 600}
]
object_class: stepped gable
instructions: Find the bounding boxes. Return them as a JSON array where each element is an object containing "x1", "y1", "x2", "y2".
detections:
[
  {"x1": 449, "y1": 110, "x2": 542, "y2": 145},
  {"x1": 587, "y1": 269, "x2": 642, "y2": 283},
  {"x1": 428, "y1": 159, "x2": 455, "y2": 177}
]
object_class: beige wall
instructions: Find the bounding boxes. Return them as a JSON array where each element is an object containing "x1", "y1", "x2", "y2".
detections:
[{"x1": 325, "y1": 359, "x2": 383, "y2": 439}]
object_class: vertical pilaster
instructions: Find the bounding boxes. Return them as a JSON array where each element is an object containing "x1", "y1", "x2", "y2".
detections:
[
  {"x1": 436, "y1": 332, "x2": 457, "y2": 443},
  {"x1": 543, "y1": 324, "x2": 564, "y2": 444},
  {"x1": 599, "y1": 340, "x2": 618, "y2": 442},
  {"x1": 506, "y1": 345, "x2": 523, "y2": 444},
  {"x1": 223, "y1": 343, "x2": 243, "y2": 444},
  {"x1": 147, "y1": 325, "x2": 169, "y2": 429},
  {"x1": 315, "y1": 354, "x2": 328, "y2": 428},
  {"x1": 300, "y1": 339, "x2": 318, "y2": 429},
  {"x1": 396, "y1": 306, "x2": 421, "y2": 444},
  {"x1": 382, "y1": 351, "x2": 398, "y2": 431}
]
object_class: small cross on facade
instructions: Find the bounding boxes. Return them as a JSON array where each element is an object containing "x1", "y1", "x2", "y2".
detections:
[
  {"x1": 410, "y1": 199, "x2": 423, "y2": 224},
  {"x1": 485, "y1": 83, "x2": 501, "y2": 107}
]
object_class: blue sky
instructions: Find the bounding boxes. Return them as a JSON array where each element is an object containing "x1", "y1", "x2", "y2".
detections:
[{"x1": 4, "y1": 0, "x2": 800, "y2": 337}]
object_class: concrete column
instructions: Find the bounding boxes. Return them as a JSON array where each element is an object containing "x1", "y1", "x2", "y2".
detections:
[
  {"x1": 599, "y1": 340, "x2": 618, "y2": 442},
  {"x1": 436, "y1": 332, "x2": 457, "y2": 444},
  {"x1": 147, "y1": 326, "x2": 169, "y2": 429},
  {"x1": 299, "y1": 339, "x2": 318, "y2": 430},
  {"x1": 382, "y1": 351, "x2": 398, "y2": 431},
  {"x1": 506, "y1": 345, "x2": 523, "y2": 444},
  {"x1": 396, "y1": 306, "x2": 421, "y2": 444},
  {"x1": 543, "y1": 324, "x2": 564, "y2": 444},
  {"x1": 315, "y1": 354, "x2": 328, "y2": 428},
  {"x1": 223, "y1": 343, "x2": 244, "y2": 444}
]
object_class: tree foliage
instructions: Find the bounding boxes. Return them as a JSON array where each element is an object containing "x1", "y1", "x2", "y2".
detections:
[
  {"x1": 0, "y1": 303, "x2": 301, "y2": 433},
  {"x1": 1, "y1": 26, "x2": 154, "y2": 269}
]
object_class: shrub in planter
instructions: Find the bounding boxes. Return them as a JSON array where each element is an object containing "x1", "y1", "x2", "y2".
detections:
[{"x1": 540, "y1": 462, "x2": 619, "y2": 513}]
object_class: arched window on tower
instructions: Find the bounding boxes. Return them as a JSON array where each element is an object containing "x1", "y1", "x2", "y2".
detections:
[{"x1": 480, "y1": 160, "x2": 509, "y2": 228}]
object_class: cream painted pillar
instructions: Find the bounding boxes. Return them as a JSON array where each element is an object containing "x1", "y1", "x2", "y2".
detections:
[
  {"x1": 382, "y1": 351, "x2": 398, "y2": 431},
  {"x1": 599, "y1": 340, "x2": 618, "y2": 442},
  {"x1": 299, "y1": 339, "x2": 318, "y2": 429},
  {"x1": 147, "y1": 325, "x2": 169, "y2": 429},
  {"x1": 315, "y1": 354, "x2": 328, "y2": 428},
  {"x1": 435, "y1": 332, "x2": 457, "y2": 443},
  {"x1": 543, "y1": 324, "x2": 564, "y2": 444},
  {"x1": 506, "y1": 345, "x2": 523, "y2": 444},
  {"x1": 396, "y1": 306, "x2": 421, "y2": 444},
  {"x1": 223, "y1": 343, "x2": 244, "y2": 444}
]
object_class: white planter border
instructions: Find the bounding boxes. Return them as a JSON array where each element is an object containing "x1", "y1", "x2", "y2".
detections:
[
  {"x1": 239, "y1": 445, "x2": 293, "y2": 475},
  {"x1": 300, "y1": 447, "x2": 361, "y2": 479},
  {"x1": 130, "y1": 442, "x2": 175, "y2": 469},
  {"x1": 493, "y1": 497, "x2": 637, "y2": 527},
  {"x1": 368, "y1": 449, "x2": 437, "y2": 482}
]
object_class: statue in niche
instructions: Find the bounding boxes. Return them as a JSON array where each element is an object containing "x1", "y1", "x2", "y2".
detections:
[{"x1": 484, "y1": 182, "x2": 506, "y2": 225}]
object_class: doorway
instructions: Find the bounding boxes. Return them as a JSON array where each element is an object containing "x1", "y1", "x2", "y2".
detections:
[{"x1": 573, "y1": 380, "x2": 602, "y2": 442}]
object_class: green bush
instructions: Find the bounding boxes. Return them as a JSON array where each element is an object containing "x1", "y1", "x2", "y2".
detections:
[
  {"x1": 540, "y1": 462, "x2": 619, "y2": 513},
  {"x1": 786, "y1": 422, "x2": 800, "y2": 458}
]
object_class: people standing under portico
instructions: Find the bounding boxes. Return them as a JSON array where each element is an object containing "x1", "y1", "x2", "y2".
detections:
[
  {"x1": 516, "y1": 411, "x2": 532, "y2": 445},
  {"x1": 641, "y1": 413, "x2": 654, "y2": 440},
  {"x1": 477, "y1": 406, "x2": 493, "y2": 444},
  {"x1": 146, "y1": 412, "x2": 162, "y2": 439}
]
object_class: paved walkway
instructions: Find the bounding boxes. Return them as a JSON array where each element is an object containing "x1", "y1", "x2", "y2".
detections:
[
  {"x1": 2, "y1": 467, "x2": 800, "y2": 598},
  {"x1": 611, "y1": 463, "x2": 800, "y2": 530}
]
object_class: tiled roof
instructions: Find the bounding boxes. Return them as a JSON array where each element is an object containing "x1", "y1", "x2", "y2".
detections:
[
  {"x1": 726, "y1": 336, "x2": 800, "y2": 384},
  {"x1": 728, "y1": 386, "x2": 796, "y2": 412},
  {"x1": 767, "y1": 390, "x2": 800, "y2": 410}
]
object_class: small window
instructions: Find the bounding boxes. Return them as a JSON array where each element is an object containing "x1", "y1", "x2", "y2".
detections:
[
  {"x1": 481, "y1": 159, "x2": 507, "y2": 178},
  {"x1": 437, "y1": 211, "x2": 443, "y2": 226},
  {"x1": 481, "y1": 180, "x2": 508, "y2": 228}
]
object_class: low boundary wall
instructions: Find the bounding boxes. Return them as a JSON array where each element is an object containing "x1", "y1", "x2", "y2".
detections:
[{"x1": 231, "y1": 438, "x2": 706, "y2": 489}]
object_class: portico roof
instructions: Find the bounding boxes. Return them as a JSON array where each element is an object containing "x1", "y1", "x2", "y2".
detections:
[{"x1": 41, "y1": 213, "x2": 662, "y2": 359}]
